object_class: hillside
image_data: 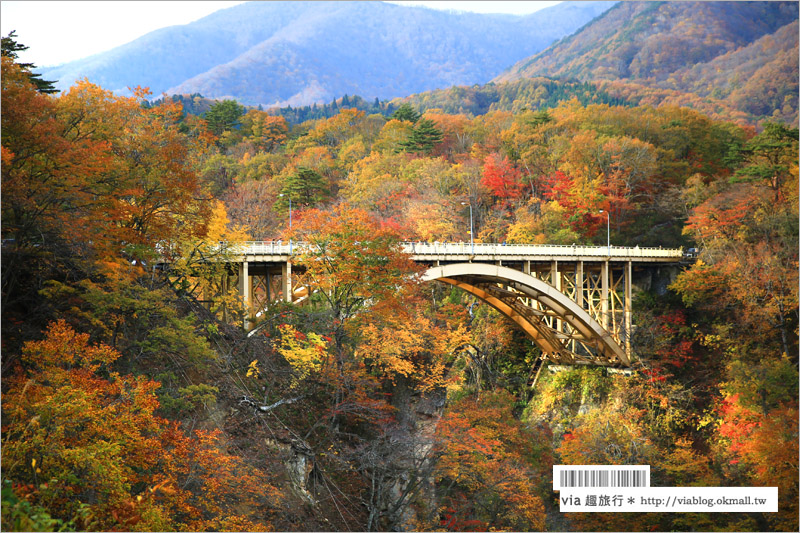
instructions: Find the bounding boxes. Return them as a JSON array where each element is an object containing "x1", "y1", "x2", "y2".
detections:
[
  {"x1": 496, "y1": 1, "x2": 799, "y2": 123},
  {"x1": 666, "y1": 19, "x2": 799, "y2": 121},
  {"x1": 39, "y1": 1, "x2": 615, "y2": 107}
]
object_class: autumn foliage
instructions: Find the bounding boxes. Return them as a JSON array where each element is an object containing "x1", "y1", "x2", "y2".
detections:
[
  {"x1": 1, "y1": 321, "x2": 281, "y2": 531},
  {"x1": 2, "y1": 33, "x2": 798, "y2": 532}
]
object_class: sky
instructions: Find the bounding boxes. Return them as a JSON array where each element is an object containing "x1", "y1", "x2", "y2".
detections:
[{"x1": 1, "y1": 1, "x2": 561, "y2": 67}]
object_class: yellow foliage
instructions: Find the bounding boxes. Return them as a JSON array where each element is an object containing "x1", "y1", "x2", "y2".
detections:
[
  {"x1": 205, "y1": 200, "x2": 251, "y2": 243},
  {"x1": 405, "y1": 201, "x2": 459, "y2": 241},
  {"x1": 356, "y1": 311, "x2": 469, "y2": 392},
  {"x1": 246, "y1": 360, "x2": 260, "y2": 378},
  {"x1": 341, "y1": 151, "x2": 408, "y2": 207},
  {"x1": 275, "y1": 324, "x2": 330, "y2": 384}
]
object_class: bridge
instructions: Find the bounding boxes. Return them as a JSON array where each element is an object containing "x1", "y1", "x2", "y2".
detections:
[{"x1": 208, "y1": 241, "x2": 684, "y2": 368}]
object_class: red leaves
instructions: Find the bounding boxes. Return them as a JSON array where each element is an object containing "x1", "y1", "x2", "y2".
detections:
[
  {"x1": 291, "y1": 203, "x2": 422, "y2": 325},
  {"x1": 481, "y1": 153, "x2": 524, "y2": 200},
  {"x1": 684, "y1": 183, "x2": 762, "y2": 242},
  {"x1": 717, "y1": 393, "x2": 760, "y2": 456},
  {"x1": 440, "y1": 505, "x2": 489, "y2": 532},
  {"x1": 543, "y1": 170, "x2": 609, "y2": 237},
  {"x1": 21, "y1": 319, "x2": 121, "y2": 369}
]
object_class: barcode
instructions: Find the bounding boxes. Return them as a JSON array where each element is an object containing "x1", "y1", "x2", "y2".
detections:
[{"x1": 559, "y1": 469, "x2": 648, "y2": 488}]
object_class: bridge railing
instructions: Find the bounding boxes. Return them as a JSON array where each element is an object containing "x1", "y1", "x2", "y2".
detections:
[
  {"x1": 402, "y1": 241, "x2": 682, "y2": 258},
  {"x1": 231, "y1": 241, "x2": 683, "y2": 260}
]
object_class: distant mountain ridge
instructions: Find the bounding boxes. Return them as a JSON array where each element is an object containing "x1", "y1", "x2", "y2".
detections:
[
  {"x1": 495, "y1": 1, "x2": 798, "y2": 123},
  {"x1": 39, "y1": 1, "x2": 617, "y2": 107}
]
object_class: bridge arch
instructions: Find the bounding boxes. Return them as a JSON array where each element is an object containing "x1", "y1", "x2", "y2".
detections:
[{"x1": 422, "y1": 263, "x2": 629, "y2": 367}]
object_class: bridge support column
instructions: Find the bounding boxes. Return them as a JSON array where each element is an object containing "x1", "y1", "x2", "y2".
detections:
[
  {"x1": 550, "y1": 261, "x2": 561, "y2": 291},
  {"x1": 282, "y1": 261, "x2": 292, "y2": 303},
  {"x1": 551, "y1": 260, "x2": 562, "y2": 334},
  {"x1": 601, "y1": 261, "x2": 609, "y2": 330},
  {"x1": 239, "y1": 261, "x2": 252, "y2": 329},
  {"x1": 575, "y1": 261, "x2": 584, "y2": 309},
  {"x1": 625, "y1": 261, "x2": 632, "y2": 357},
  {"x1": 523, "y1": 260, "x2": 531, "y2": 275},
  {"x1": 221, "y1": 272, "x2": 230, "y2": 323}
]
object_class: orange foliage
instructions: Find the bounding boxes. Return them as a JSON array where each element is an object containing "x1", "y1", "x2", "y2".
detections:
[
  {"x1": 435, "y1": 391, "x2": 548, "y2": 531},
  {"x1": 1, "y1": 321, "x2": 282, "y2": 531},
  {"x1": 2, "y1": 59, "x2": 211, "y2": 274}
]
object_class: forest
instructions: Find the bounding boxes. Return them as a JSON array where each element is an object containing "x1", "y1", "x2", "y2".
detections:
[{"x1": 1, "y1": 32, "x2": 798, "y2": 532}]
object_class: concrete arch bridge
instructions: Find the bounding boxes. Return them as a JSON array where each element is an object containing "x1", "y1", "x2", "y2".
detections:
[{"x1": 211, "y1": 242, "x2": 684, "y2": 369}]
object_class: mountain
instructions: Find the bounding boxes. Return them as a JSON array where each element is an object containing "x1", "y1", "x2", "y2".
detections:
[
  {"x1": 496, "y1": 1, "x2": 797, "y2": 82},
  {"x1": 495, "y1": 1, "x2": 798, "y2": 123},
  {"x1": 666, "y1": 19, "x2": 798, "y2": 120},
  {"x1": 39, "y1": 1, "x2": 616, "y2": 108}
]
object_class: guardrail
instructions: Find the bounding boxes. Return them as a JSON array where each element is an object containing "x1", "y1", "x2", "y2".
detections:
[
  {"x1": 402, "y1": 242, "x2": 682, "y2": 258},
  {"x1": 227, "y1": 241, "x2": 684, "y2": 260}
]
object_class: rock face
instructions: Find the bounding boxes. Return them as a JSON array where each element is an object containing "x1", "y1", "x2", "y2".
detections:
[
  {"x1": 361, "y1": 379, "x2": 447, "y2": 532},
  {"x1": 40, "y1": 1, "x2": 616, "y2": 107},
  {"x1": 261, "y1": 438, "x2": 313, "y2": 503},
  {"x1": 632, "y1": 265, "x2": 681, "y2": 296}
]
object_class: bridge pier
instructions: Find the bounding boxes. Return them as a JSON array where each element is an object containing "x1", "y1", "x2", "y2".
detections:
[
  {"x1": 601, "y1": 261, "x2": 609, "y2": 331},
  {"x1": 239, "y1": 261, "x2": 252, "y2": 329},
  {"x1": 551, "y1": 260, "x2": 562, "y2": 335},
  {"x1": 575, "y1": 261, "x2": 584, "y2": 309},
  {"x1": 522, "y1": 259, "x2": 635, "y2": 362},
  {"x1": 625, "y1": 261, "x2": 632, "y2": 356},
  {"x1": 282, "y1": 261, "x2": 292, "y2": 303},
  {"x1": 224, "y1": 258, "x2": 296, "y2": 329}
]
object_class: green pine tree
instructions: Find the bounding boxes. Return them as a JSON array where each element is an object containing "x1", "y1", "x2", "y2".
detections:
[
  {"x1": 391, "y1": 103, "x2": 421, "y2": 123},
  {"x1": 203, "y1": 99, "x2": 245, "y2": 136},
  {"x1": 399, "y1": 118, "x2": 443, "y2": 154},
  {"x1": 1, "y1": 31, "x2": 58, "y2": 94},
  {"x1": 276, "y1": 168, "x2": 329, "y2": 209}
]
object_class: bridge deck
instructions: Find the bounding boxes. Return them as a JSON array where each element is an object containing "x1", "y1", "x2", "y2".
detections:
[{"x1": 228, "y1": 241, "x2": 684, "y2": 263}]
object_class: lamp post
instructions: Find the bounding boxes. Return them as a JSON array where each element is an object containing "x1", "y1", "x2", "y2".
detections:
[
  {"x1": 279, "y1": 193, "x2": 292, "y2": 254},
  {"x1": 599, "y1": 209, "x2": 609, "y2": 256},
  {"x1": 461, "y1": 201, "x2": 474, "y2": 255}
]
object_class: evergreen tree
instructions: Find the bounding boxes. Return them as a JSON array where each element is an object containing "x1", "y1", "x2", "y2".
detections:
[
  {"x1": 1, "y1": 31, "x2": 58, "y2": 94},
  {"x1": 276, "y1": 167, "x2": 329, "y2": 209},
  {"x1": 529, "y1": 109, "x2": 553, "y2": 127},
  {"x1": 203, "y1": 99, "x2": 245, "y2": 136},
  {"x1": 399, "y1": 118, "x2": 443, "y2": 154},
  {"x1": 391, "y1": 103, "x2": 421, "y2": 123}
]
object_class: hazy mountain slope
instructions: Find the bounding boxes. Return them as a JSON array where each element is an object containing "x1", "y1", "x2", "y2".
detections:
[
  {"x1": 667, "y1": 19, "x2": 798, "y2": 120},
  {"x1": 40, "y1": 1, "x2": 317, "y2": 95},
  {"x1": 496, "y1": 1, "x2": 798, "y2": 83},
  {"x1": 40, "y1": 1, "x2": 616, "y2": 106}
]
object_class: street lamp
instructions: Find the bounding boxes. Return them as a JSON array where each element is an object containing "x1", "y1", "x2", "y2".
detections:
[
  {"x1": 599, "y1": 209, "x2": 609, "y2": 256},
  {"x1": 279, "y1": 193, "x2": 292, "y2": 254},
  {"x1": 461, "y1": 201, "x2": 474, "y2": 255}
]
